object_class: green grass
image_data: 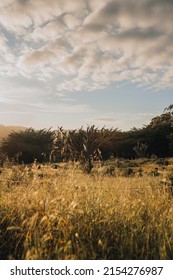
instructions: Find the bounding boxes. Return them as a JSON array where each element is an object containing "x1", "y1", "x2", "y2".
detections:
[{"x1": 0, "y1": 160, "x2": 173, "y2": 259}]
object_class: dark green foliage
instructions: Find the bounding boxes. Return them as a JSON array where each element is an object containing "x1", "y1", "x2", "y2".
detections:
[
  {"x1": 144, "y1": 112, "x2": 173, "y2": 157},
  {"x1": 0, "y1": 128, "x2": 54, "y2": 163},
  {"x1": 51, "y1": 107, "x2": 173, "y2": 164},
  {"x1": 100, "y1": 108, "x2": 173, "y2": 159},
  {"x1": 168, "y1": 133, "x2": 173, "y2": 156}
]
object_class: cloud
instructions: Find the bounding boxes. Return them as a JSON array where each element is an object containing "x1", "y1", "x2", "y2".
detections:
[
  {"x1": 0, "y1": 0, "x2": 87, "y2": 33},
  {"x1": 84, "y1": 0, "x2": 173, "y2": 31},
  {"x1": 34, "y1": 103, "x2": 92, "y2": 114},
  {"x1": 91, "y1": 112, "x2": 157, "y2": 130},
  {"x1": 63, "y1": 14, "x2": 82, "y2": 30},
  {"x1": 18, "y1": 36, "x2": 72, "y2": 72},
  {"x1": 0, "y1": 0, "x2": 173, "y2": 92},
  {"x1": 26, "y1": 20, "x2": 67, "y2": 43},
  {"x1": 96, "y1": 118, "x2": 116, "y2": 122},
  {"x1": 0, "y1": 33, "x2": 16, "y2": 64},
  {"x1": 0, "y1": 74, "x2": 93, "y2": 130}
]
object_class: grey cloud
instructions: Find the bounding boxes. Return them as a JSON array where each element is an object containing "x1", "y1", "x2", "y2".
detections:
[
  {"x1": 20, "y1": 36, "x2": 73, "y2": 69},
  {"x1": 81, "y1": 22, "x2": 103, "y2": 33},
  {"x1": 17, "y1": 0, "x2": 30, "y2": 5},
  {"x1": 84, "y1": 0, "x2": 173, "y2": 31},
  {"x1": 143, "y1": 0, "x2": 173, "y2": 11},
  {"x1": 118, "y1": 27, "x2": 164, "y2": 41},
  {"x1": 22, "y1": 49, "x2": 56, "y2": 67}
]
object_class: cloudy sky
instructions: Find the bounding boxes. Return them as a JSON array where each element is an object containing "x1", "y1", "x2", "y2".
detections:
[{"x1": 0, "y1": 0, "x2": 173, "y2": 131}]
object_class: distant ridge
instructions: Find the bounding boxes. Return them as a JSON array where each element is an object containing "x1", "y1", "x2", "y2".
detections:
[{"x1": 0, "y1": 124, "x2": 26, "y2": 141}]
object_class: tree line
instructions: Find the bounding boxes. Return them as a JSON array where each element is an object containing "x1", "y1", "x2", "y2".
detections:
[{"x1": 0, "y1": 105, "x2": 173, "y2": 172}]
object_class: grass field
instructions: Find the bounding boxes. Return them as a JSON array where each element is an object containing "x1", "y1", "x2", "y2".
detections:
[{"x1": 0, "y1": 159, "x2": 173, "y2": 260}]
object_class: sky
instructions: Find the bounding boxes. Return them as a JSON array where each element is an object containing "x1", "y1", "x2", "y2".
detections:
[{"x1": 0, "y1": 0, "x2": 173, "y2": 131}]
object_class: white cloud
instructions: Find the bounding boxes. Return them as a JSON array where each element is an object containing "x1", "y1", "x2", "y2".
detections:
[
  {"x1": 26, "y1": 20, "x2": 67, "y2": 43},
  {"x1": 0, "y1": 0, "x2": 173, "y2": 92},
  {"x1": 63, "y1": 14, "x2": 82, "y2": 30}
]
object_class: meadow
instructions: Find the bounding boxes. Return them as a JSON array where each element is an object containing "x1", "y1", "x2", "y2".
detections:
[{"x1": 0, "y1": 158, "x2": 173, "y2": 260}]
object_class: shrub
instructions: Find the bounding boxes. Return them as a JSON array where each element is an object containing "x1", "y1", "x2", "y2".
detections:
[{"x1": 0, "y1": 128, "x2": 54, "y2": 163}]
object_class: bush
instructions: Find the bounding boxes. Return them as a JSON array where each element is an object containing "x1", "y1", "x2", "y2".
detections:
[{"x1": 0, "y1": 128, "x2": 54, "y2": 163}]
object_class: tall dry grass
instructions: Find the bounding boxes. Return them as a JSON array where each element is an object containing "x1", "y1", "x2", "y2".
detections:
[{"x1": 0, "y1": 162, "x2": 173, "y2": 259}]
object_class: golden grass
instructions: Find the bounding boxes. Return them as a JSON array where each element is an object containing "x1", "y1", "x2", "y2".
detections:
[{"x1": 0, "y1": 162, "x2": 173, "y2": 260}]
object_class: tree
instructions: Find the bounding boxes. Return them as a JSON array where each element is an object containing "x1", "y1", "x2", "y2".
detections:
[
  {"x1": 164, "y1": 104, "x2": 173, "y2": 113},
  {"x1": 144, "y1": 109, "x2": 173, "y2": 157},
  {"x1": 0, "y1": 128, "x2": 54, "y2": 163}
]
